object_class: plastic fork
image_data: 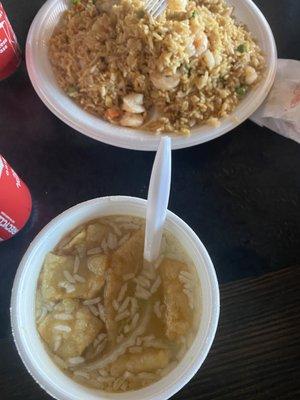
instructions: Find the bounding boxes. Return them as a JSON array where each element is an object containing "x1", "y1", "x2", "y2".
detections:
[
  {"x1": 143, "y1": 137, "x2": 172, "y2": 263},
  {"x1": 145, "y1": 0, "x2": 167, "y2": 18}
]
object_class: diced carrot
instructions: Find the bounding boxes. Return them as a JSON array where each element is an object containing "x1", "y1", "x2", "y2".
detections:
[
  {"x1": 105, "y1": 107, "x2": 122, "y2": 120},
  {"x1": 194, "y1": 38, "x2": 201, "y2": 47}
]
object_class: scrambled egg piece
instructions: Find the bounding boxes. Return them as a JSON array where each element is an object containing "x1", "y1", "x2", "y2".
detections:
[
  {"x1": 168, "y1": 0, "x2": 188, "y2": 12},
  {"x1": 40, "y1": 253, "x2": 109, "y2": 301},
  {"x1": 160, "y1": 258, "x2": 192, "y2": 341},
  {"x1": 38, "y1": 299, "x2": 103, "y2": 360}
]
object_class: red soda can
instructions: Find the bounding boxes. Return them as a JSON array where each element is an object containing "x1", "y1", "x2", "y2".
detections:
[
  {"x1": 0, "y1": 2, "x2": 21, "y2": 80},
  {"x1": 0, "y1": 155, "x2": 32, "y2": 241}
]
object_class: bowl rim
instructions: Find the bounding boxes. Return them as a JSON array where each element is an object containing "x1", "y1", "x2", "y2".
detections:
[
  {"x1": 25, "y1": 0, "x2": 277, "y2": 151},
  {"x1": 10, "y1": 196, "x2": 220, "y2": 400}
]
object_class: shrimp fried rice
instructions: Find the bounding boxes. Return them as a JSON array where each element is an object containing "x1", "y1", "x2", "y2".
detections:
[{"x1": 49, "y1": 0, "x2": 265, "y2": 135}]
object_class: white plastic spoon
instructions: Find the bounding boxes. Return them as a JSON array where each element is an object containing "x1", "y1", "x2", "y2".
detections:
[{"x1": 144, "y1": 136, "x2": 171, "y2": 263}]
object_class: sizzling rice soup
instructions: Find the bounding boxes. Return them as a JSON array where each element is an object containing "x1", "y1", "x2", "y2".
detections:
[{"x1": 35, "y1": 215, "x2": 201, "y2": 392}]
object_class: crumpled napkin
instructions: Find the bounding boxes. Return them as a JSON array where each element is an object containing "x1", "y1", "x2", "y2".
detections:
[{"x1": 250, "y1": 59, "x2": 300, "y2": 143}]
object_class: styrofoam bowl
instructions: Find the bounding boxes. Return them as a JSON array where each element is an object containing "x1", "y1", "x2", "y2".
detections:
[
  {"x1": 26, "y1": 0, "x2": 277, "y2": 151},
  {"x1": 11, "y1": 196, "x2": 219, "y2": 400}
]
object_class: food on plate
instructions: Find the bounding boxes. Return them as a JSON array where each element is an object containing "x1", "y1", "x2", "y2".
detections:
[
  {"x1": 36, "y1": 215, "x2": 200, "y2": 392},
  {"x1": 49, "y1": 0, "x2": 264, "y2": 135}
]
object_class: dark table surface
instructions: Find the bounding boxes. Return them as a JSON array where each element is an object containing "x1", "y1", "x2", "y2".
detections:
[{"x1": 0, "y1": 0, "x2": 299, "y2": 399}]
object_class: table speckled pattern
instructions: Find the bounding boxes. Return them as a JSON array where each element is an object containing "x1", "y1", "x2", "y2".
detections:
[{"x1": 0, "y1": 1, "x2": 299, "y2": 399}]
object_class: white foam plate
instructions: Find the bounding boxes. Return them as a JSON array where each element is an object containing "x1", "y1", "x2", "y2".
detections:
[{"x1": 26, "y1": 0, "x2": 277, "y2": 150}]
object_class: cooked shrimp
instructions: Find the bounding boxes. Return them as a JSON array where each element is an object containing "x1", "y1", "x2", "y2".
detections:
[
  {"x1": 194, "y1": 32, "x2": 208, "y2": 56},
  {"x1": 186, "y1": 31, "x2": 208, "y2": 58},
  {"x1": 122, "y1": 93, "x2": 145, "y2": 113},
  {"x1": 214, "y1": 52, "x2": 223, "y2": 66},
  {"x1": 119, "y1": 112, "x2": 144, "y2": 127},
  {"x1": 203, "y1": 49, "x2": 215, "y2": 70},
  {"x1": 186, "y1": 38, "x2": 196, "y2": 58},
  {"x1": 151, "y1": 73, "x2": 180, "y2": 91},
  {"x1": 244, "y1": 66, "x2": 258, "y2": 85}
]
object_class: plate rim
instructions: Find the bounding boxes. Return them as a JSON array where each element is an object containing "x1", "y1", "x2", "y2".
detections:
[{"x1": 25, "y1": 0, "x2": 277, "y2": 151}]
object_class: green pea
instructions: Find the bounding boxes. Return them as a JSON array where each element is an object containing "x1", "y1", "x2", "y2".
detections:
[
  {"x1": 183, "y1": 64, "x2": 191, "y2": 77},
  {"x1": 237, "y1": 43, "x2": 247, "y2": 53},
  {"x1": 67, "y1": 85, "x2": 78, "y2": 97},
  {"x1": 136, "y1": 9, "x2": 145, "y2": 18},
  {"x1": 235, "y1": 86, "x2": 247, "y2": 97}
]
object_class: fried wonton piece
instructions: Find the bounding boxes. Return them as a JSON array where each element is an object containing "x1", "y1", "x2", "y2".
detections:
[
  {"x1": 86, "y1": 223, "x2": 108, "y2": 246},
  {"x1": 38, "y1": 299, "x2": 103, "y2": 360},
  {"x1": 87, "y1": 254, "x2": 108, "y2": 276},
  {"x1": 112, "y1": 229, "x2": 144, "y2": 276},
  {"x1": 160, "y1": 258, "x2": 192, "y2": 341},
  {"x1": 104, "y1": 229, "x2": 144, "y2": 340},
  {"x1": 61, "y1": 228, "x2": 86, "y2": 252},
  {"x1": 109, "y1": 349, "x2": 170, "y2": 377},
  {"x1": 40, "y1": 252, "x2": 109, "y2": 301}
]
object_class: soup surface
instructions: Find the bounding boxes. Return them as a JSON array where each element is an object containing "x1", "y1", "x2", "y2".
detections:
[{"x1": 36, "y1": 215, "x2": 200, "y2": 392}]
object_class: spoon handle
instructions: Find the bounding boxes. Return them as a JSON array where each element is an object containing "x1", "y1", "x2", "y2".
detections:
[{"x1": 144, "y1": 137, "x2": 171, "y2": 263}]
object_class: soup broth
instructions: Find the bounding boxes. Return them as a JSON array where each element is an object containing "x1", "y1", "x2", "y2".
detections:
[{"x1": 35, "y1": 215, "x2": 201, "y2": 392}]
